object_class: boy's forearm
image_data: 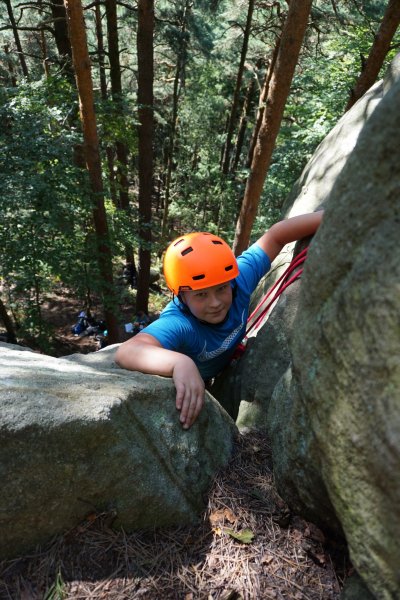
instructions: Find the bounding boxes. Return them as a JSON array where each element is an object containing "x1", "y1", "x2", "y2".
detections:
[
  {"x1": 115, "y1": 339, "x2": 189, "y2": 378},
  {"x1": 257, "y1": 211, "x2": 323, "y2": 262}
]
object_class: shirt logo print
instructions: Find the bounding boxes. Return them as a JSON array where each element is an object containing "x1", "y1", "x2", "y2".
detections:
[{"x1": 197, "y1": 310, "x2": 246, "y2": 362}]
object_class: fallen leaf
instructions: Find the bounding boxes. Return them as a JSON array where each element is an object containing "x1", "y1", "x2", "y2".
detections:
[
  {"x1": 261, "y1": 553, "x2": 274, "y2": 565},
  {"x1": 209, "y1": 508, "x2": 238, "y2": 526},
  {"x1": 306, "y1": 522, "x2": 326, "y2": 543},
  {"x1": 223, "y1": 527, "x2": 255, "y2": 544},
  {"x1": 86, "y1": 512, "x2": 97, "y2": 522},
  {"x1": 292, "y1": 529, "x2": 303, "y2": 542}
]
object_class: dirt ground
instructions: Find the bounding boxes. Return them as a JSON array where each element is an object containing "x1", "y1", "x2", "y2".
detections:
[
  {"x1": 0, "y1": 431, "x2": 349, "y2": 600},
  {"x1": 18, "y1": 281, "x2": 169, "y2": 358},
  {"x1": 0, "y1": 288, "x2": 350, "y2": 599}
]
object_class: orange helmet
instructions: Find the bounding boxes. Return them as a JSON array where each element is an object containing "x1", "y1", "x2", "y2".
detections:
[{"x1": 163, "y1": 232, "x2": 239, "y2": 295}]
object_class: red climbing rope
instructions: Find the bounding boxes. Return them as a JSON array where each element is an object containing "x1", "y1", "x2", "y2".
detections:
[
  {"x1": 229, "y1": 246, "x2": 309, "y2": 365},
  {"x1": 245, "y1": 245, "x2": 309, "y2": 338}
]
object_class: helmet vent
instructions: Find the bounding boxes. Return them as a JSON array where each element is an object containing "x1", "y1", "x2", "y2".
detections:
[
  {"x1": 173, "y1": 239, "x2": 184, "y2": 247},
  {"x1": 181, "y1": 247, "x2": 193, "y2": 256},
  {"x1": 212, "y1": 240, "x2": 223, "y2": 245},
  {"x1": 192, "y1": 274, "x2": 205, "y2": 281},
  {"x1": 225, "y1": 265, "x2": 234, "y2": 272}
]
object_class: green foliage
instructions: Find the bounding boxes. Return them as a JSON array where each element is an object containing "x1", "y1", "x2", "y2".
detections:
[
  {"x1": 1, "y1": 0, "x2": 397, "y2": 352},
  {"x1": 0, "y1": 75, "x2": 98, "y2": 345}
]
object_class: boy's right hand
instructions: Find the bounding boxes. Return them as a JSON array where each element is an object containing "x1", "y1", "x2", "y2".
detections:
[{"x1": 172, "y1": 356, "x2": 205, "y2": 430}]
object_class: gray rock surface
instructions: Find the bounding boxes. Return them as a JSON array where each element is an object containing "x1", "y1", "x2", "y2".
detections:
[
  {"x1": 232, "y1": 56, "x2": 399, "y2": 431},
  {"x1": 0, "y1": 344, "x2": 237, "y2": 559},
  {"x1": 272, "y1": 75, "x2": 400, "y2": 597},
  {"x1": 214, "y1": 55, "x2": 400, "y2": 599}
]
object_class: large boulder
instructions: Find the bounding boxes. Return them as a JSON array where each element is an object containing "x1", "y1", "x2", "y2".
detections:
[
  {"x1": 214, "y1": 56, "x2": 400, "y2": 599},
  {"x1": 231, "y1": 58, "x2": 398, "y2": 431},
  {"x1": 276, "y1": 75, "x2": 400, "y2": 599},
  {"x1": 0, "y1": 344, "x2": 237, "y2": 559}
]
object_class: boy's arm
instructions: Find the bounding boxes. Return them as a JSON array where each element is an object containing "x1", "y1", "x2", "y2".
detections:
[
  {"x1": 257, "y1": 211, "x2": 323, "y2": 262},
  {"x1": 115, "y1": 333, "x2": 204, "y2": 430}
]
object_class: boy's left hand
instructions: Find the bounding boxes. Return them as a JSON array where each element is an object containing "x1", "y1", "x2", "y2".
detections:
[{"x1": 172, "y1": 356, "x2": 205, "y2": 429}]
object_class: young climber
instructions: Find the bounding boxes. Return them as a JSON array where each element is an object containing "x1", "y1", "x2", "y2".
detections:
[{"x1": 115, "y1": 211, "x2": 323, "y2": 429}]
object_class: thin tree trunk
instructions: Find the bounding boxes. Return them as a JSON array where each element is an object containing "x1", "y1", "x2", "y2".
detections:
[
  {"x1": 4, "y1": 0, "x2": 29, "y2": 78},
  {"x1": 231, "y1": 74, "x2": 257, "y2": 174},
  {"x1": 345, "y1": 0, "x2": 400, "y2": 111},
  {"x1": 136, "y1": 0, "x2": 154, "y2": 313},
  {"x1": 105, "y1": 0, "x2": 133, "y2": 265},
  {"x1": 221, "y1": 0, "x2": 255, "y2": 175},
  {"x1": 246, "y1": 40, "x2": 281, "y2": 169},
  {"x1": 0, "y1": 297, "x2": 17, "y2": 344},
  {"x1": 160, "y1": 0, "x2": 190, "y2": 240},
  {"x1": 105, "y1": 0, "x2": 130, "y2": 211},
  {"x1": 233, "y1": 0, "x2": 312, "y2": 256},
  {"x1": 95, "y1": 3, "x2": 118, "y2": 206},
  {"x1": 160, "y1": 58, "x2": 181, "y2": 241},
  {"x1": 38, "y1": 0, "x2": 50, "y2": 77},
  {"x1": 51, "y1": 0, "x2": 74, "y2": 80},
  {"x1": 64, "y1": 0, "x2": 119, "y2": 344},
  {"x1": 4, "y1": 44, "x2": 17, "y2": 86},
  {"x1": 95, "y1": 4, "x2": 108, "y2": 98}
]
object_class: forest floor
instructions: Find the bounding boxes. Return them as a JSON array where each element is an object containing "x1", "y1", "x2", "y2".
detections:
[
  {"x1": 0, "y1": 431, "x2": 349, "y2": 600},
  {"x1": 0, "y1": 286, "x2": 350, "y2": 600}
]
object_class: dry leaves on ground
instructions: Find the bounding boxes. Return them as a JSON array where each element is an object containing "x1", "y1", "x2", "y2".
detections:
[{"x1": 0, "y1": 430, "x2": 348, "y2": 600}]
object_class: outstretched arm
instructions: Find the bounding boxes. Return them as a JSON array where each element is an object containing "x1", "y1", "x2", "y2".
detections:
[
  {"x1": 257, "y1": 211, "x2": 323, "y2": 262},
  {"x1": 115, "y1": 333, "x2": 204, "y2": 430}
]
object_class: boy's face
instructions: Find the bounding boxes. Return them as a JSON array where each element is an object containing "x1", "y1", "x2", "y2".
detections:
[{"x1": 181, "y1": 282, "x2": 233, "y2": 324}]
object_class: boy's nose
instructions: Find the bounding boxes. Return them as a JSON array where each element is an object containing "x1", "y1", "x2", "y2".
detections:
[{"x1": 208, "y1": 292, "x2": 222, "y2": 307}]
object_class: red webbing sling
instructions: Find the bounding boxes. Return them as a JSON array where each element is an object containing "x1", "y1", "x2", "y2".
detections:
[{"x1": 230, "y1": 246, "x2": 309, "y2": 362}]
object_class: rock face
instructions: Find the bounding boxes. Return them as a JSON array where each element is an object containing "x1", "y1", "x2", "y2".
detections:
[
  {"x1": 233, "y1": 61, "x2": 394, "y2": 432},
  {"x1": 215, "y1": 56, "x2": 400, "y2": 599},
  {"x1": 282, "y1": 76, "x2": 400, "y2": 599},
  {"x1": 0, "y1": 344, "x2": 237, "y2": 559}
]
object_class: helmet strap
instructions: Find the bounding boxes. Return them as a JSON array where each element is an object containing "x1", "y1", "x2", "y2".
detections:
[{"x1": 173, "y1": 293, "x2": 191, "y2": 315}]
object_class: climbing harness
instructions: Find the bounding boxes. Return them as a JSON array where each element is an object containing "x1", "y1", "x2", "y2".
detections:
[{"x1": 230, "y1": 246, "x2": 309, "y2": 364}]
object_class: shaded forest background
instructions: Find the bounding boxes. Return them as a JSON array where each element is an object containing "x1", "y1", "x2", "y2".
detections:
[{"x1": 0, "y1": 0, "x2": 399, "y2": 353}]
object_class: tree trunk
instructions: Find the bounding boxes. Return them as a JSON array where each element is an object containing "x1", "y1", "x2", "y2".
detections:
[
  {"x1": 64, "y1": 0, "x2": 119, "y2": 344},
  {"x1": 136, "y1": 0, "x2": 154, "y2": 313},
  {"x1": 105, "y1": 0, "x2": 133, "y2": 265},
  {"x1": 0, "y1": 297, "x2": 17, "y2": 344},
  {"x1": 345, "y1": 0, "x2": 400, "y2": 111},
  {"x1": 38, "y1": 0, "x2": 50, "y2": 77},
  {"x1": 160, "y1": 0, "x2": 190, "y2": 241},
  {"x1": 233, "y1": 0, "x2": 312, "y2": 256},
  {"x1": 246, "y1": 40, "x2": 281, "y2": 169},
  {"x1": 105, "y1": 0, "x2": 130, "y2": 212},
  {"x1": 160, "y1": 57, "x2": 181, "y2": 241},
  {"x1": 4, "y1": 44, "x2": 17, "y2": 86},
  {"x1": 51, "y1": 0, "x2": 74, "y2": 80},
  {"x1": 94, "y1": 3, "x2": 118, "y2": 206},
  {"x1": 231, "y1": 73, "x2": 257, "y2": 174},
  {"x1": 221, "y1": 0, "x2": 255, "y2": 175},
  {"x1": 4, "y1": 0, "x2": 29, "y2": 78},
  {"x1": 95, "y1": 4, "x2": 108, "y2": 99}
]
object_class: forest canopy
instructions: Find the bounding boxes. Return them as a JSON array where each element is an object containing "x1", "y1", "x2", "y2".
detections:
[{"x1": 0, "y1": 0, "x2": 399, "y2": 350}]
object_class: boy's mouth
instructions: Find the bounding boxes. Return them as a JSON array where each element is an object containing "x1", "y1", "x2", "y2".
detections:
[{"x1": 206, "y1": 308, "x2": 227, "y2": 321}]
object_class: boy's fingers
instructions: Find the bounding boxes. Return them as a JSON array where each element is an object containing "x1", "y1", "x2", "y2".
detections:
[
  {"x1": 175, "y1": 387, "x2": 184, "y2": 410},
  {"x1": 182, "y1": 392, "x2": 197, "y2": 427},
  {"x1": 177, "y1": 387, "x2": 191, "y2": 422},
  {"x1": 183, "y1": 390, "x2": 204, "y2": 429}
]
